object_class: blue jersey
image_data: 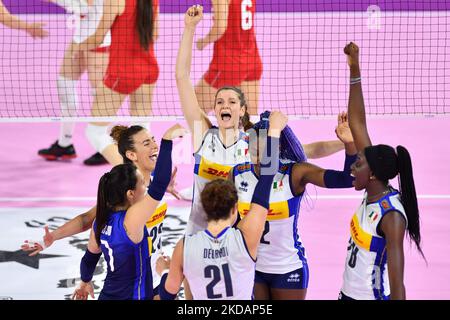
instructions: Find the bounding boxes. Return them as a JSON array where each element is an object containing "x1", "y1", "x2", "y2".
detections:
[{"x1": 97, "y1": 210, "x2": 153, "y2": 300}]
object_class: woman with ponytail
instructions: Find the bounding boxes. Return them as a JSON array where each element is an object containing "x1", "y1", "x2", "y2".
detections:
[
  {"x1": 340, "y1": 42, "x2": 424, "y2": 300},
  {"x1": 231, "y1": 110, "x2": 357, "y2": 300},
  {"x1": 71, "y1": 124, "x2": 184, "y2": 300},
  {"x1": 73, "y1": 0, "x2": 160, "y2": 165},
  {"x1": 23, "y1": 124, "x2": 184, "y2": 299}
]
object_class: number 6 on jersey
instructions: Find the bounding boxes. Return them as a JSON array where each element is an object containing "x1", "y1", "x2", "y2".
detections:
[{"x1": 241, "y1": 0, "x2": 253, "y2": 30}]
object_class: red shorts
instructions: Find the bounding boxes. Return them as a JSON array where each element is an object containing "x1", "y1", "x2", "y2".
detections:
[
  {"x1": 204, "y1": 54, "x2": 263, "y2": 89},
  {"x1": 103, "y1": 63, "x2": 159, "y2": 95},
  {"x1": 90, "y1": 46, "x2": 110, "y2": 53}
]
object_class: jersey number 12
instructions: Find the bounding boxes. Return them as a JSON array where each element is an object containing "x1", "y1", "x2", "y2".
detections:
[{"x1": 241, "y1": 0, "x2": 253, "y2": 30}]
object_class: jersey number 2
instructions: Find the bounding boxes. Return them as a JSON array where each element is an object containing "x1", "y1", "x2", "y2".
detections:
[
  {"x1": 204, "y1": 263, "x2": 234, "y2": 299},
  {"x1": 241, "y1": 0, "x2": 253, "y2": 30}
]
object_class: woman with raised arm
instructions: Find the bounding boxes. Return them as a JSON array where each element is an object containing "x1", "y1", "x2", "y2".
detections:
[
  {"x1": 71, "y1": 124, "x2": 182, "y2": 300},
  {"x1": 154, "y1": 111, "x2": 286, "y2": 300},
  {"x1": 23, "y1": 124, "x2": 184, "y2": 298},
  {"x1": 194, "y1": 0, "x2": 262, "y2": 116},
  {"x1": 231, "y1": 110, "x2": 356, "y2": 300},
  {"x1": 340, "y1": 42, "x2": 425, "y2": 300}
]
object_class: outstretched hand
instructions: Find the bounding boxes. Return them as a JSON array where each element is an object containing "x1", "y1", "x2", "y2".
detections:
[
  {"x1": 156, "y1": 255, "x2": 171, "y2": 276},
  {"x1": 335, "y1": 111, "x2": 354, "y2": 144},
  {"x1": 21, "y1": 226, "x2": 54, "y2": 256},
  {"x1": 26, "y1": 22, "x2": 49, "y2": 39},
  {"x1": 72, "y1": 281, "x2": 95, "y2": 300}
]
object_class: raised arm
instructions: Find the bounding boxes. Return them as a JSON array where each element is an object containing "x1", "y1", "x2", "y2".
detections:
[
  {"x1": 0, "y1": 0, "x2": 48, "y2": 38},
  {"x1": 196, "y1": 0, "x2": 228, "y2": 50},
  {"x1": 124, "y1": 125, "x2": 185, "y2": 242},
  {"x1": 303, "y1": 140, "x2": 344, "y2": 159},
  {"x1": 344, "y1": 42, "x2": 372, "y2": 151},
  {"x1": 21, "y1": 206, "x2": 96, "y2": 256},
  {"x1": 291, "y1": 112, "x2": 356, "y2": 193},
  {"x1": 74, "y1": 0, "x2": 120, "y2": 51},
  {"x1": 237, "y1": 111, "x2": 287, "y2": 259},
  {"x1": 176, "y1": 5, "x2": 211, "y2": 145}
]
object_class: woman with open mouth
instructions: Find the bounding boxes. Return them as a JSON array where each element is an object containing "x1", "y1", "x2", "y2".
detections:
[{"x1": 340, "y1": 42, "x2": 425, "y2": 300}]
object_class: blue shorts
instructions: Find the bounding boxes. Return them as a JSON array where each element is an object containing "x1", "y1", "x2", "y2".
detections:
[
  {"x1": 153, "y1": 285, "x2": 159, "y2": 298},
  {"x1": 255, "y1": 265, "x2": 309, "y2": 290}
]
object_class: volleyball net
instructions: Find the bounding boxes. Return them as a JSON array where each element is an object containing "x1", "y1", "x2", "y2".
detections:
[{"x1": 0, "y1": 0, "x2": 449, "y2": 122}]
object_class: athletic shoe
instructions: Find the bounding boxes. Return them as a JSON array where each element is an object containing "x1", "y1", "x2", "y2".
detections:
[
  {"x1": 38, "y1": 141, "x2": 77, "y2": 161},
  {"x1": 83, "y1": 152, "x2": 108, "y2": 166}
]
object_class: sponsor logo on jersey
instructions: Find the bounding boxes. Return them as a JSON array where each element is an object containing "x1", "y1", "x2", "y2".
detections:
[
  {"x1": 145, "y1": 203, "x2": 168, "y2": 228},
  {"x1": 238, "y1": 201, "x2": 290, "y2": 221},
  {"x1": 287, "y1": 273, "x2": 301, "y2": 282},
  {"x1": 204, "y1": 168, "x2": 229, "y2": 178},
  {"x1": 239, "y1": 180, "x2": 249, "y2": 192}
]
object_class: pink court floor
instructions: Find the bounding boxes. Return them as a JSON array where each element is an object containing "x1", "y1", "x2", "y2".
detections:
[
  {"x1": 0, "y1": 12, "x2": 449, "y2": 300},
  {"x1": 0, "y1": 117, "x2": 449, "y2": 300}
]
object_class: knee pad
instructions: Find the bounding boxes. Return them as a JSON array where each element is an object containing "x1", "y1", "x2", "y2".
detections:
[{"x1": 85, "y1": 124, "x2": 113, "y2": 153}]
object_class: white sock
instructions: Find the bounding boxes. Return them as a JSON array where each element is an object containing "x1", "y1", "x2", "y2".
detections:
[
  {"x1": 85, "y1": 124, "x2": 113, "y2": 153},
  {"x1": 57, "y1": 76, "x2": 79, "y2": 147}
]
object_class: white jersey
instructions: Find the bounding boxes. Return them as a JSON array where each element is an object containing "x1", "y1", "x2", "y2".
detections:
[
  {"x1": 183, "y1": 227, "x2": 256, "y2": 300},
  {"x1": 233, "y1": 161, "x2": 306, "y2": 274},
  {"x1": 341, "y1": 190, "x2": 407, "y2": 300},
  {"x1": 187, "y1": 128, "x2": 250, "y2": 235},
  {"x1": 71, "y1": 0, "x2": 111, "y2": 47},
  {"x1": 145, "y1": 201, "x2": 168, "y2": 290}
]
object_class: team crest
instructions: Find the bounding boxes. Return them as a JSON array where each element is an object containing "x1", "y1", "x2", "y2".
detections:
[{"x1": 381, "y1": 200, "x2": 391, "y2": 210}]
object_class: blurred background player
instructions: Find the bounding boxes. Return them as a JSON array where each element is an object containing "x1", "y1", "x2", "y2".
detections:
[
  {"x1": 195, "y1": 0, "x2": 262, "y2": 116},
  {"x1": 37, "y1": 0, "x2": 110, "y2": 165},
  {"x1": 74, "y1": 0, "x2": 160, "y2": 166},
  {"x1": 0, "y1": 0, "x2": 48, "y2": 38}
]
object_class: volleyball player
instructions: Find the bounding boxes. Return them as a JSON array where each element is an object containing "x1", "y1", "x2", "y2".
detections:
[
  {"x1": 231, "y1": 110, "x2": 356, "y2": 300},
  {"x1": 38, "y1": 0, "x2": 110, "y2": 165},
  {"x1": 71, "y1": 124, "x2": 182, "y2": 300},
  {"x1": 0, "y1": 0, "x2": 48, "y2": 38},
  {"x1": 23, "y1": 124, "x2": 185, "y2": 298},
  {"x1": 194, "y1": 0, "x2": 262, "y2": 116},
  {"x1": 72, "y1": 0, "x2": 159, "y2": 166},
  {"x1": 339, "y1": 42, "x2": 424, "y2": 300},
  {"x1": 155, "y1": 111, "x2": 285, "y2": 300}
]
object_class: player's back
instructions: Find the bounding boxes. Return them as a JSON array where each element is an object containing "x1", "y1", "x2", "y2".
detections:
[
  {"x1": 98, "y1": 210, "x2": 153, "y2": 300},
  {"x1": 216, "y1": 0, "x2": 258, "y2": 54},
  {"x1": 183, "y1": 227, "x2": 255, "y2": 300}
]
